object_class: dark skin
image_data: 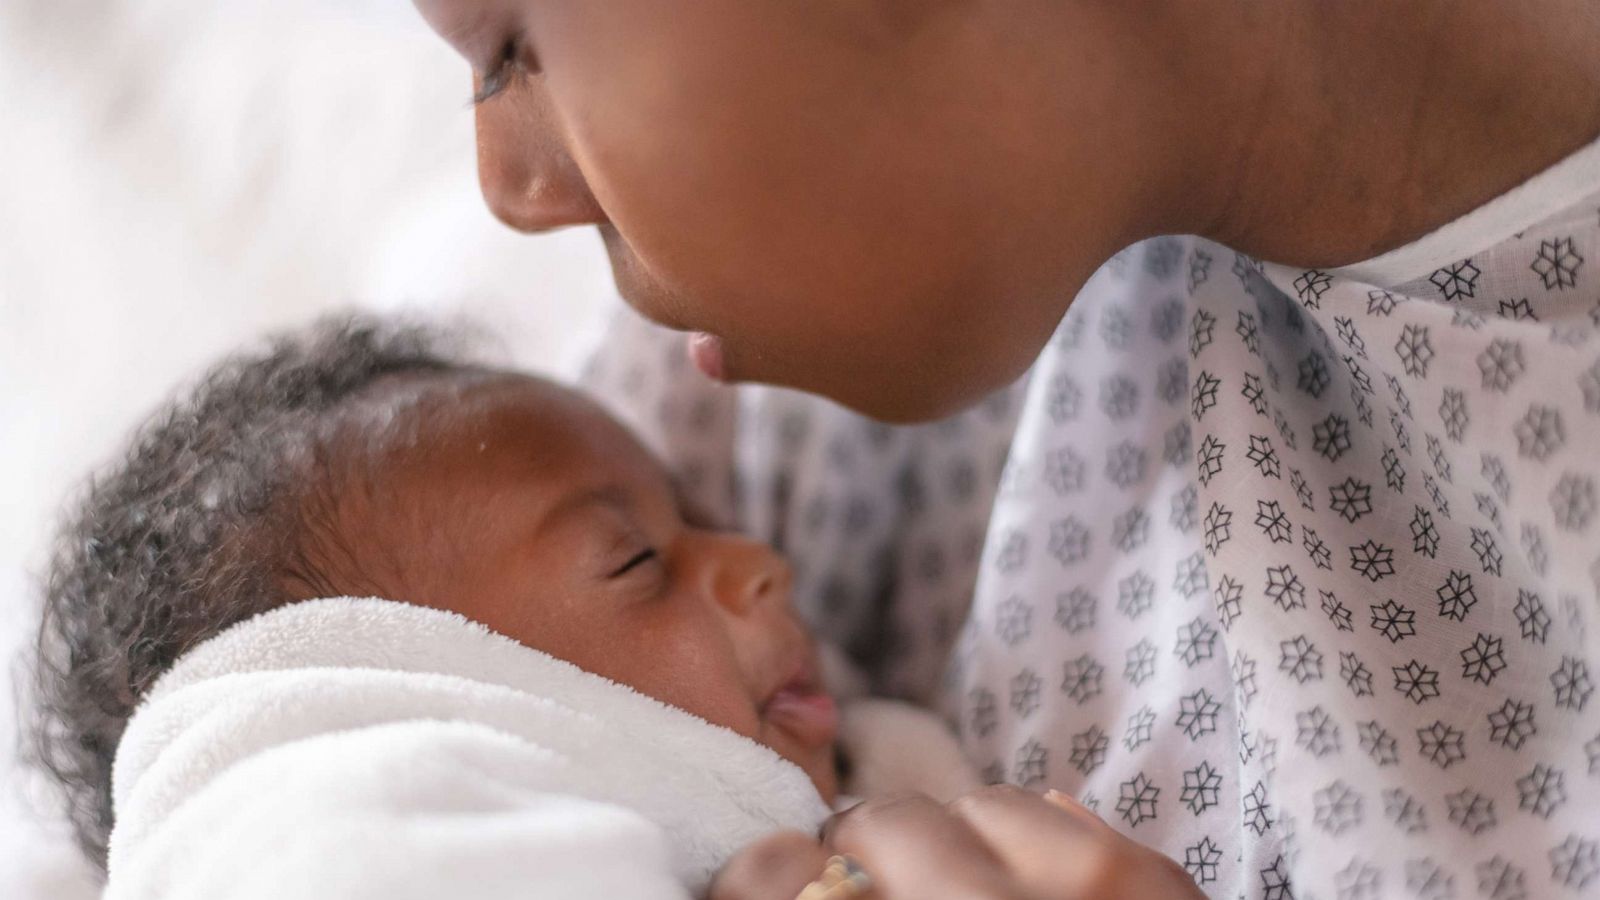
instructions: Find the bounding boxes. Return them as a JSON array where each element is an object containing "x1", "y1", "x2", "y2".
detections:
[
  {"x1": 399, "y1": 2, "x2": 1600, "y2": 896},
  {"x1": 283, "y1": 373, "x2": 839, "y2": 801},
  {"x1": 714, "y1": 788, "x2": 1203, "y2": 900},
  {"x1": 414, "y1": 0, "x2": 1600, "y2": 421},
  {"x1": 280, "y1": 374, "x2": 1205, "y2": 899}
]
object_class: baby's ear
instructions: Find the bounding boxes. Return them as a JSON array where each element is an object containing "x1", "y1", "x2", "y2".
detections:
[{"x1": 817, "y1": 642, "x2": 869, "y2": 700}]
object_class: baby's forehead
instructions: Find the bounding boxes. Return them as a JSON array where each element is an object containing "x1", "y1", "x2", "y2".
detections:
[
  {"x1": 328, "y1": 368, "x2": 665, "y2": 494},
  {"x1": 329, "y1": 369, "x2": 595, "y2": 446},
  {"x1": 288, "y1": 369, "x2": 670, "y2": 597}
]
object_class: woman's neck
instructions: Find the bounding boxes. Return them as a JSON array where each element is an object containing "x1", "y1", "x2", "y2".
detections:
[{"x1": 1163, "y1": 0, "x2": 1600, "y2": 267}]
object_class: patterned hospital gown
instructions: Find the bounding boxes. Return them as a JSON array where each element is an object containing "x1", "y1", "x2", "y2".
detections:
[{"x1": 582, "y1": 139, "x2": 1600, "y2": 898}]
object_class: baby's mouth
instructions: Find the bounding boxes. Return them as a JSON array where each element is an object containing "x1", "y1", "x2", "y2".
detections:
[{"x1": 761, "y1": 659, "x2": 838, "y2": 748}]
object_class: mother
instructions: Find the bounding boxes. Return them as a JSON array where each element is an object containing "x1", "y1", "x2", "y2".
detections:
[{"x1": 414, "y1": 2, "x2": 1600, "y2": 897}]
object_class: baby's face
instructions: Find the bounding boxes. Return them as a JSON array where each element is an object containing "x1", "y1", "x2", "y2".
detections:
[{"x1": 289, "y1": 374, "x2": 838, "y2": 800}]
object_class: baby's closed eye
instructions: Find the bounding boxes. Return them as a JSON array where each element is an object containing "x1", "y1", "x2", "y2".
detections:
[{"x1": 609, "y1": 547, "x2": 659, "y2": 579}]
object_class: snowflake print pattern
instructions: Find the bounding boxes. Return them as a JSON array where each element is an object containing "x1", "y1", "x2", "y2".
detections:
[
  {"x1": 1014, "y1": 739, "x2": 1048, "y2": 787},
  {"x1": 1280, "y1": 635, "x2": 1324, "y2": 684},
  {"x1": 1322, "y1": 591, "x2": 1355, "y2": 632},
  {"x1": 1478, "y1": 338, "x2": 1524, "y2": 391},
  {"x1": 1488, "y1": 698, "x2": 1537, "y2": 751},
  {"x1": 1256, "y1": 499, "x2": 1292, "y2": 543},
  {"x1": 1475, "y1": 857, "x2": 1527, "y2": 900},
  {"x1": 1392, "y1": 659, "x2": 1441, "y2": 704},
  {"x1": 1181, "y1": 761, "x2": 1223, "y2": 815},
  {"x1": 1054, "y1": 587, "x2": 1097, "y2": 634},
  {"x1": 1417, "y1": 720, "x2": 1467, "y2": 769},
  {"x1": 1295, "y1": 269, "x2": 1334, "y2": 307},
  {"x1": 1265, "y1": 564, "x2": 1306, "y2": 611},
  {"x1": 1360, "y1": 721, "x2": 1400, "y2": 767},
  {"x1": 1125, "y1": 638, "x2": 1158, "y2": 687},
  {"x1": 1313, "y1": 780, "x2": 1364, "y2": 835},
  {"x1": 1061, "y1": 653, "x2": 1105, "y2": 704},
  {"x1": 1530, "y1": 237, "x2": 1583, "y2": 289},
  {"x1": 1116, "y1": 570, "x2": 1156, "y2": 620},
  {"x1": 1549, "y1": 472, "x2": 1597, "y2": 531},
  {"x1": 1429, "y1": 258, "x2": 1481, "y2": 301},
  {"x1": 1551, "y1": 656, "x2": 1593, "y2": 711},
  {"x1": 1396, "y1": 324, "x2": 1435, "y2": 377},
  {"x1": 1445, "y1": 788, "x2": 1496, "y2": 836},
  {"x1": 1069, "y1": 724, "x2": 1110, "y2": 775},
  {"x1": 1123, "y1": 706, "x2": 1157, "y2": 752},
  {"x1": 1117, "y1": 773, "x2": 1160, "y2": 827},
  {"x1": 1549, "y1": 835, "x2": 1600, "y2": 890},
  {"x1": 1349, "y1": 540, "x2": 1396, "y2": 582},
  {"x1": 1242, "y1": 781, "x2": 1274, "y2": 837},
  {"x1": 1515, "y1": 764, "x2": 1567, "y2": 820},
  {"x1": 1186, "y1": 837, "x2": 1224, "y2": 885},
  {"x1": 994, "y1": 596, "x2": 1033, "y2": 646},
  {"x1": 1500, "y1": 297, "x2": 1538, "y2": 321},
  {"x1": 1370, "y1": 599, "x2": 1416, "y2": 642},
  {"x1": 1460, "y1": 633, "x2": 1507, "y2": 685},
  {"x1": 1192, "y1": 371, "x2": 1222, "y2": 420},
  {"x1": 1297, "y1": 705, "x2": 1342, "y2": 756},
  {"x1": 1515, "y1": 405, "x2": 1565, "y2": 461},
  {"x1": 1329, "y1": 477, "x2": 1373, "y2": 523},
  {"x1": 1176, "y1": 689, "x2": 1222, "y2": 740},
  {"x1": 1175, "y1": 616, "x2": 1219, "y2": 667},
  {"x1": 1382, "y1": 788, "x2": 1428, "y2": 836},
  {"x1": 1010, "y1": 669, "x2": 1042, "y2": 718},
  {"x1": 571, "y1": 208, "x2": 1600, "y2": 900}
]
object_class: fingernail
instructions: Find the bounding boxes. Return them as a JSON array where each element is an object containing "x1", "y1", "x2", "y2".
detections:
[{"x1": 1044, "y1": 789, "x2": 1076, "y2": 808}]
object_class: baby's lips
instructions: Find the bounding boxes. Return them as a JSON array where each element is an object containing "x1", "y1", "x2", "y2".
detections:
[
  {"x1": 687, "y1": 332, "x2": 726, "y2": 382},
  {"x1": 763, "y1": 687, "x2": 839, "y2": 747}
]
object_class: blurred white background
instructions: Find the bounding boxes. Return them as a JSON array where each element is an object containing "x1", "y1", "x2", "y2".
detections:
[{"x1": 0, "y1": 1, "x2": 619, "y2": 894}]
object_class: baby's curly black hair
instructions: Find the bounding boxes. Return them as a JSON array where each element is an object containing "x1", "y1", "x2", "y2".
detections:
[{"x1": 27, "y1": 315, "x2": 475, "y2": 869}]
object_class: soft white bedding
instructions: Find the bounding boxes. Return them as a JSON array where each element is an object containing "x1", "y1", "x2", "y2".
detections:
[{"x1": 108, "y1": 597, "x2": 831, "y2": 900}]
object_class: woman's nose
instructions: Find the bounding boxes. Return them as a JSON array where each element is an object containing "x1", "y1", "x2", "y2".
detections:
[
  {"x1": 705, "y1": 536, "x2": 793, "y2": 618},
  {"x1": 474, "y1": 77, "x2": 607, "y2": 233}
]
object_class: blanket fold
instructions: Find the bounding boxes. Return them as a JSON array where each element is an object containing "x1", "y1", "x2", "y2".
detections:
[{"x1": 107, "y1": 596, "x2": 832, "y2": 900}]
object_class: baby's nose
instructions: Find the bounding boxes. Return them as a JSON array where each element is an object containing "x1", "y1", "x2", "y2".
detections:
[{"x1": 710, "y1": 537, "x2": 792, "y2": 617}]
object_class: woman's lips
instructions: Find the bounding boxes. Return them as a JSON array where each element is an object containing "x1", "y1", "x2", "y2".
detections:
[
  {"x1": 687, "y1": 332, "x2": 727, "y2": 381},
  {"x1": 763, "y1": 686, "x2": 839, "y2": 747}
]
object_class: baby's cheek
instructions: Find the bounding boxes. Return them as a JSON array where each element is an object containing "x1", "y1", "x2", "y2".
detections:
[
  {"x1": 687, "y1": 697, "x2": 760, "y2": 739},
  {"x1": 620, "y1": 604, "x2": 768, "y2": 736},
  {"x1": 648, "y1": 653, "x2": 762, "y2": 738}
]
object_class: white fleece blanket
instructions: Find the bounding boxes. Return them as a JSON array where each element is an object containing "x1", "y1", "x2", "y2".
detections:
[{"x1": 106, "y1": 597, "x2": 833, "y2": 900}]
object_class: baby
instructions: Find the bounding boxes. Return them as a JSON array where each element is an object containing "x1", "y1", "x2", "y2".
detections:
[{"x1": 30, "y1": 317, "x2": 975, "y2": 897}]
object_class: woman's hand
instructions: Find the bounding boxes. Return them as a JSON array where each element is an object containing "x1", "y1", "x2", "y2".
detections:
[{"x1": 710, "y1": 785, "x2": 1204, "y2": 900}]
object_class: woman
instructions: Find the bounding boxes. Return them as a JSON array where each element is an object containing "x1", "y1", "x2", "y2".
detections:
[{"x1": 414, "y1": 2, "x2": 1600, "y2": 897}]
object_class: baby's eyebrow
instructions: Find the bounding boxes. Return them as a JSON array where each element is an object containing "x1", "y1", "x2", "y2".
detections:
[
  {"x1": 535, "y1": 485, "x2": 634, "y2": 534},
  {"x1": 671, "y1": 480, "x2": 726, "y2": 531}
]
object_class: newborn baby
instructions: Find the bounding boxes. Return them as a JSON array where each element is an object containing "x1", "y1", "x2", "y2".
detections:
[{"x1": 31, "y1": 317, "x2": 975, "y2": 898}]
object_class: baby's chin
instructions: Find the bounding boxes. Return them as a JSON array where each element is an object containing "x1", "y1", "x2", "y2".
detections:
[
  {"x1": 794, "y1": 741, "x2": 840, "y2": 805},
  {"x1": 757, "y1": 723, "x2": 838, "y2": 804}
]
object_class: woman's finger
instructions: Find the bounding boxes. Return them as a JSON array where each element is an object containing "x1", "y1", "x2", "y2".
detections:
[
  {"x1": 948, "y1": 786, "x2": 1205, "y2": 899},
  {"x1": 709, "y1": 830, "x2": 833, "y2": 900},
  {"x1": 945, "y1": 785, "x2": 1113, "y2": 896},
  {"x1": 823, "y1": 793, "x2": 1018, "y2": 899},
  {"x1": 1041, "y1": 788, "x2": 1119, "y2": 833}
]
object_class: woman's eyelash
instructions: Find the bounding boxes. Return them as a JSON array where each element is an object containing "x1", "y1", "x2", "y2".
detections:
[
  {"x1": 472, "y1": 38, "x2": 522, "y2": 106},
  {"x1": 609, "y1": 548, "x2": 659, "y2": 578}
]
